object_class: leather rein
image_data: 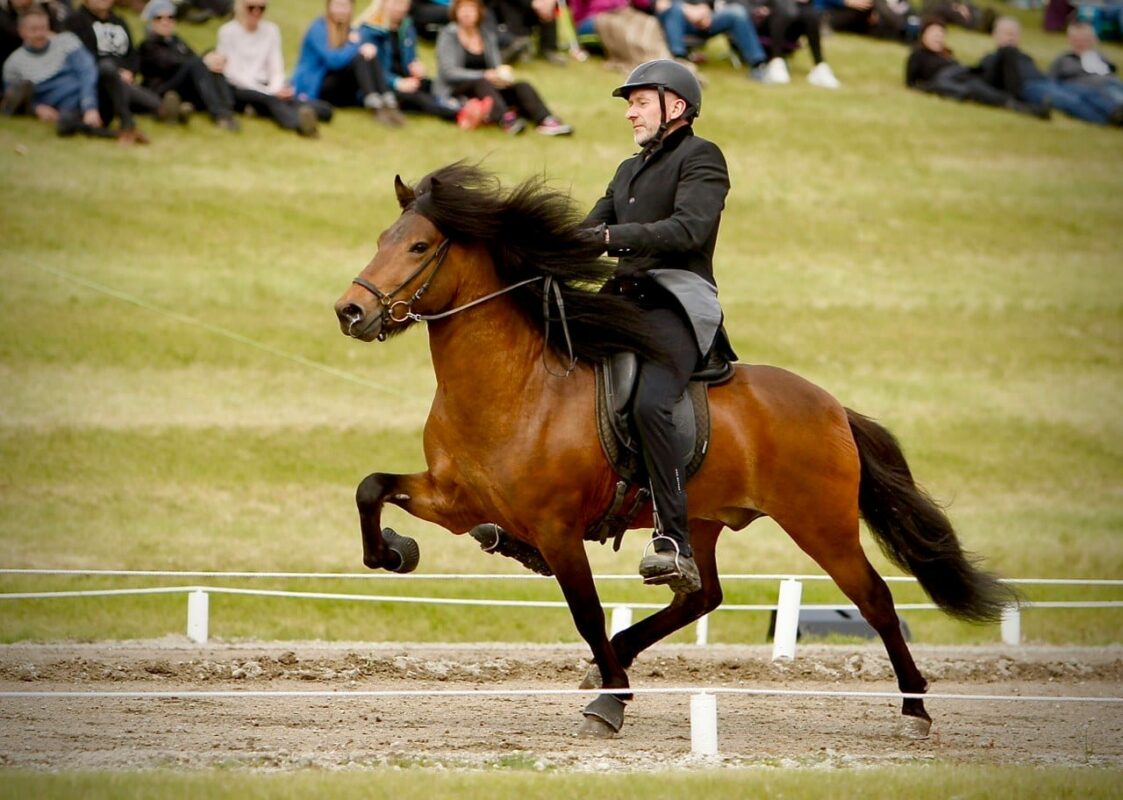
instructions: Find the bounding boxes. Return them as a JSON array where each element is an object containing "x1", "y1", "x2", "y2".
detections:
[{"x1": 349, "y1": 237, "x2": 576, "y2": 375}]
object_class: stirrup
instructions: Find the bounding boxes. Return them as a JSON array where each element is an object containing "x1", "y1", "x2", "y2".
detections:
[{"x1": 638, "y1": 535, "x2": 698, "y2": 591}]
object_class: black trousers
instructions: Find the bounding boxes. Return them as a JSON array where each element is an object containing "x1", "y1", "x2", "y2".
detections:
[
  {"x1": 764, "y1": 0, "x2": 823, "y2": 62},
  {"x1": 925, "y1": 65, "x2": 1011, "y2": 106},
  {"x1": 490, "y1": 0, "x2": 559, "y2": 51},
  {"x1": 156, "y1": 57, "x2": 234, "y2": 120},
  {"x1": 97, "y1": 58, "x2": 160, "y2": 129},
  {"x1": 449, "y1": 78, "x2": 551, "y2": 123},
  {"x1": 827, "y1": 0, "x2": 911, "y2": 39},
  {"x1": 229, "y1": 85, "x2": 332, "y2": 130},
  {"x1": 319, "y1": 54, "x2": 392, "y2": 107},
  {"x1": 631, "y1": 299, "x2": 699, "y2": 557},
  {"x1": 396, "y1": 78, "x2": 459, "y2": 121}
]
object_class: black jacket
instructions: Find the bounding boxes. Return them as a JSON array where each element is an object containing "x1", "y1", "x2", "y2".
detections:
[
  {"x1": 1049, "y1": 50, "x2": 1118, "y2": 87},
  {"x1": 65, "y1": 5, "x2": 138, "y2": 73},
  {"x1": 906, "y1": 47, "x2": 959, "y2": 87},
  {"x1": 139, "y1": 34, "x2": 198, "y2": 92},
  {"x1": 584, "y1": 125, "x2": 730, "y2": 286}
]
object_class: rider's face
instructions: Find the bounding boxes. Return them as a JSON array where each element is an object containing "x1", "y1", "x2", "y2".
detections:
[{"x1": 625, "y1": 88, "x2": 685, "y2": 147}]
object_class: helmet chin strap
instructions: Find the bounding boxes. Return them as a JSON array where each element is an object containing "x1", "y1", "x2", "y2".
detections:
[{"x1": 642, "y1": 85, "x2": 672, "y2": 155}]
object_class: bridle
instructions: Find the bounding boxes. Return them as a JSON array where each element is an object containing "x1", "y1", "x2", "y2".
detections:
[{"x1": 349, "y1": 235, "x2": 577, "y2": 375}]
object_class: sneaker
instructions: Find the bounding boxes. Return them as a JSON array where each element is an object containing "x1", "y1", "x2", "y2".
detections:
[
  {"x1": 158, "y1": 90, "x2": 182, "y2": 123},
  {"x1": 177, "y1": 100, "x2": 194, "y2": 124},
  {"x1": 749, "y1": 64, "x2": 767, "y2": 82},
  {"x1": 216, "y1": 115, "x2": 241, "y2": 132},
  {"x1": 500, "y1": 110, "x2": 526, "y2": 135},
  {"x1": 535, "y1": 115, "x2": 573, "y2": 136},
  {"x1": 0, "y1": 79, "x2": 34, "y2": 116},
  {"x1": 296, "y1": 104, "x2": 319, "y2": 138},
  {"x1": 807, "y1": 61, "x2": 841, "y2": 89},
  {"x1": 542, "y1": 50, "x2": 568, "y2": 67},
  {"x1": 639, "y1": 546, "x2": 702, "y2": 595},
  {"x1": 118, "y1": 127, "x2": 150, "y2": 146},
  {"x1": 761, "y1": 57, "x2": 790, "y2": 85}
]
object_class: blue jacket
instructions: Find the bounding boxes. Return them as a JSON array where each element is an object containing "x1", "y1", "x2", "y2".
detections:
[
  {"x1": 2, "y1": 32, "x2": 98, "y2": 112},
  {"x1": 291, "y1": 16, "x2": 360, "y2": 101},
  {"x1": 360, "y1": 17, "x2": 417, "y2": 87}
]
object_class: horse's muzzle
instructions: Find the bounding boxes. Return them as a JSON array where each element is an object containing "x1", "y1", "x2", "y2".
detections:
[{"x1": 335, "y1": 301, "x2": 382, "y2": 341}]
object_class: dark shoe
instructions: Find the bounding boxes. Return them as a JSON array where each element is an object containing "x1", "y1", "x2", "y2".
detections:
[
  {"x1": 639, "y1": 540, "x2": 701, "y2": 595},
  {"x1": 296, "y1": 104, "x2": 318, "y2": 138},
  {"x1": 1, "y1": 79, "x2": 34, "y2": 116},
  {"x1": 158, "y1": 90, "x2": 182, "y2": 123},
  {"x1": 118, "y1": 127, "x2": 150, "y2": 146},
  {"x1": 1109, "y1": 106, "x2": 1123, "y2": 127},
  {"x1": 177, "y1": 100, "x2": 194, "y2": 124},
  {"x1": 216, "y1": 115, "x2": 241, "y2": 132},
  {"x1": 56, "y1": 109, "x2": 82, "y2": 137}
]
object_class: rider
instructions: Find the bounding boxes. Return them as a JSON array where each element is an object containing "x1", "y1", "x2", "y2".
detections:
[{"x1": 582, "y1": 59, "x2": 735, "y2": 596}]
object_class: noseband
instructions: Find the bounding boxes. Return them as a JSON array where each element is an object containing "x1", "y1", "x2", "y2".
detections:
[{"x1": 351, "y1": 238, "x2": 453, "y2": 340}]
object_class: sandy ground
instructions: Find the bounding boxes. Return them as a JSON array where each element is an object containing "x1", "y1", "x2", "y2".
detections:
[{"x1": 0, "y1": 640, "x2": 1120, "y2": 772}]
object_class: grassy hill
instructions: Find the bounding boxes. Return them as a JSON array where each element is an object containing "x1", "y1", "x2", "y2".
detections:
[{"x1": 0, "y1": 1, "x2": 1120, "y2": 645}]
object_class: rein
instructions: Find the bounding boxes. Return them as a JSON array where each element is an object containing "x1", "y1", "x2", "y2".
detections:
[{"x1": 350, "y1": 240, "x2": 578, "y2": 374}]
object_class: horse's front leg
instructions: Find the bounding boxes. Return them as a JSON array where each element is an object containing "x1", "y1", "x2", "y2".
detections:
[
  {"x1": 356, "y1": 470, "x2": 460, "y2": 572},
  {"x1": 538, "y1": 535, "x2": 631, "y2": 738}
]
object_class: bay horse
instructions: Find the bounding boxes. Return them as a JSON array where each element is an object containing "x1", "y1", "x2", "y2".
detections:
[{"x1": 333, "y1": 163, "x2": 1011, "y2": 739}]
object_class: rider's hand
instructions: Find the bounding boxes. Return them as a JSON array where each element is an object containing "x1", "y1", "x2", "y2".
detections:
[{"x1": 575, "y1": 223, "x2": 608, "y2": 253}]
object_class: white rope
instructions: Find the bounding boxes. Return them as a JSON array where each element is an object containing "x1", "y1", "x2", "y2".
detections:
[
  {"x1": 0, "y1": 687, "x2": 1119, "y2": 704},
  {"x1": 18, "y1": 261, "x2": 416, "y2": 400},
  {"x1": 2, "y1": 569, "x2": 1121, "y2": 587}
]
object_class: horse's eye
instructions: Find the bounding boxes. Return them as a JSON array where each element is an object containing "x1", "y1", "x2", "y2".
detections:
[{"x1": 409, "y1": 242, "x2": 429, "y2": 254}]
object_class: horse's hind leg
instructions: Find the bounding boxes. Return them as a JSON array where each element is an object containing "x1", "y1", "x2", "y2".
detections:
[
  {"x1": 785, "y1": 516, "x2": 932, "y2": 737},
  {"x1": 580, "y1": 521, "x2": 724, "y2": 689}
]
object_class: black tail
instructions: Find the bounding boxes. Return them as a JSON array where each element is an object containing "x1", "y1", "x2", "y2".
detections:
[{"x1": 846, "y1": 409, "x2": 1015, "y2": 623}]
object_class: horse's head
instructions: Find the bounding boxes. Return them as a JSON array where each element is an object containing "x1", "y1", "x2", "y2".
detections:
[{"x1": 334, "y1": 176, "x2": 453, "y2": 342}]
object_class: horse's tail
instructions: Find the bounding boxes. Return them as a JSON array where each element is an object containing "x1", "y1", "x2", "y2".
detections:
[{"x1": 846, "y1": 408, "x2": 1014, "y2": 623}]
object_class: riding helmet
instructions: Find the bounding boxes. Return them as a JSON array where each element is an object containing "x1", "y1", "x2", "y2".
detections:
[{"x1": 612, "y1": 59, "x2": 703, "y2": 118}]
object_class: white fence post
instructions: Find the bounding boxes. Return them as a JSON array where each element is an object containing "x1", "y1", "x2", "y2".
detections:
[
  {"x1": 690, "y1": 692, "x2": 719, "y2": 755},
  {"x1": 695, "y1": 613, "x2": 709, "y2": 647},
  {"x1": 186, "y1": 590, "x2": 209, "y2": 644},
  {"x1": 1000, "y1": 603, "x2": 1021, "y2": 646},
  {"x1": 609, "y1": 605, "x2": 633, "y2": 637},
  {"x1": 772, "y1": 578, "x2": 802, "y2": 661}
]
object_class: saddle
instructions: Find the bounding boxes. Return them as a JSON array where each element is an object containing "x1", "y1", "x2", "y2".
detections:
[{"x1": 587, "y1": 350, "x2": 734, "y2": 549}]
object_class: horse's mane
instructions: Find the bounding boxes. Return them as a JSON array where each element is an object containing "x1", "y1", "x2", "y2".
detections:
[{"x1": 402, "y1": 162, "x2": 673, "y2": 366}]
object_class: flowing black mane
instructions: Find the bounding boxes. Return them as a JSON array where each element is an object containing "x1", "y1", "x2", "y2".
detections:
[{"x1": 399, "y1": 162, "x2": 672, "y2": 366}]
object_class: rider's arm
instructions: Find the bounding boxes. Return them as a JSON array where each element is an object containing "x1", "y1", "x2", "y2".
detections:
[{"x1": 604, "y1": 141, "x2": 729, "y2": 258}]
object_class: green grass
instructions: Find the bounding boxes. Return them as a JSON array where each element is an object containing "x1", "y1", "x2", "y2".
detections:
[
  {"x1": 1, "y1": 765, "x2": 1121, "y2": 799},
  {"x1": 0, "y1": 1, "x2": 1121, "y2": 645}
]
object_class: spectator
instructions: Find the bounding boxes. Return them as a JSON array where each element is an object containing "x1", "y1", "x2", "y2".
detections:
[
  {"x1": 918, "y1": 0, "x2": 993, "y2": 33},
  {"x1": 435, "y1": 0, "x2": 572, "y2": 134},
  {"x1": 744, "y1": 0, "x2": 840, "y2": 87},
  {"x1": 291, "y1": 0, "x2": 404, "y2": 126},
  {"x1": 486, "y1": 0, "x2": 564, "y2": 64},
  {"x1": 358, "y1": 0, "x2": 460, "y2": 122},
  {"x1": 411, "y1": 0, "x2": 450, "y2": 38},
  {"x1": 216, "y1": 0, "x2": 329, "y2": 137},
  {"x1": 657, "y1": 0, "x2": 770, "y2": 81},
  {"x1": 1049, "y1": 21, "x2": 1123, "y2": 107},
  {"x1": 905, "y1": 18, "x2": 1048, "y2": 117},
  {"x1": 138, "y1": 0, "x2": 239, "y2": 130},
  {"x1": 66, "y1": 0, "x2": 162, "y2": 143},
  {"x1": 821, "y1": 0, "x2": 919, "y2": 42},
  {"x1": 1, "y1": 6, "x2": 115, "y2": 136},
  {"x1": 2, "y1": 0, "x2": 69, "y2": 65},
  {"x1": 979, "y1": 16, "x2": 1123, "y2": 126},
  {"x1": 568, "y1": 0, "x2": 673, "y2": 71}
]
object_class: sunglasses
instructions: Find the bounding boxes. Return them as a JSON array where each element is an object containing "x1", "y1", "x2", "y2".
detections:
[
  {"x1": 245, "y1": 3, "x2": 267, "y2": 10},
  {"x1": 152, "y1": 14, "x2": 174, "y2": 20}
]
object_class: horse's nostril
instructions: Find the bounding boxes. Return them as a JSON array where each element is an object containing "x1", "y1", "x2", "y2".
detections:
[{"x1": 340, "y1": 304, "x2": 363, "y2": 324}]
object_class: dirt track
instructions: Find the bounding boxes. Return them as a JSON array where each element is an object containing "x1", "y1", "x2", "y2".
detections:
[{"x1": 1, "y1": 641, "x2": 1121, "y2": 771}]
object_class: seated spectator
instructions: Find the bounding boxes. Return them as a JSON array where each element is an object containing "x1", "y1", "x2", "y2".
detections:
[
  {"x1": 918, "y1": 0, "x2": 992, "y2": 32},
  {"x1": 291, "y1": 0, "x2": 404, "y2": 126},
  {"x1": 138, "y1": 0, "x2": 239, "y2": 130},
  {"x1": 821, "y1": 0, "x2": 919, "y2": 42},
  {"x1": 1, "y1": 6, "x2": 116, "y2": 137},
  {"x1": 66, "y1": 0, "x2": 162, "y2": 143},
  {"x1": 2, "y1": 0, "x2": 69, "y2": 65},
  {"x1": 359, "y1": 0, "x2": 460, "y2": 122},
  {"x1": 411, "y1": 0, "x2": 451, "y2": 37},
  {"x1": 485, "y1": 0, "x2": 564, "y2": 64},
  {"x1": 657, "y1": 0, "x2": 769, "y2": 80},
  {"x1": 568, "y1": 0, "x2": 673, "y2": 71},
  {"x1": 905, "y1": 18, "x2": 1047, "y2": 117},
  {"x1": 743, "y1": 0, "x2": 840, "y2": 86},
  {"x1": 216, "y1": 0, "x2": 330, "y2": 137},
  {"x1": 979, "y1": 16, "x2": 1123, "y2": 126},
  {"x1": 1049, "y1": 20, "x2": 1123, "y2": 106},
  {"x1": 177, "y1": 0, "x2": 234, "y2": 25},
  {"x1": 435, "y1": 0, "x2": 572, "y2": 134}
]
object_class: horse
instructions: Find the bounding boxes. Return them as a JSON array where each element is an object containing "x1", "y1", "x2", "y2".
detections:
[{"x1": 332, "y1": 163, "x2": 1012, "y2": 739}]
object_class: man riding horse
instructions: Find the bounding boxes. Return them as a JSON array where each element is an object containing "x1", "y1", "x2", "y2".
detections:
[{"x1": 582, "y1": 58, "x2": 736, "y2": 596}]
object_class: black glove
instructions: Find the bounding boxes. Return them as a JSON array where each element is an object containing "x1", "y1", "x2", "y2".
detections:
[{"x1": 575, "y1": 223, "x2": 608, "y2": 253}]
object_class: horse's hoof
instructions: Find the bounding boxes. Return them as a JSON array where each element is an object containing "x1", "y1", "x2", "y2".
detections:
[
  {"x1": 579, "y1": 663, "x2": 601, "y2": 691},
  {"x1": 582, "y1": 693, "x2": 625, "y2": 735},
  {"x1": 897, "y1": 715, "x2": 932, "y2": 740},
  {"x1": 578, "y1": 715, "x2": 618, "y2": 739}
]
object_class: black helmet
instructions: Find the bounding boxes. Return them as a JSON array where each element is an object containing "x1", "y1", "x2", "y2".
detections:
[{"x1": 612, "y1": 59, "x2": 702, "y2": 118}]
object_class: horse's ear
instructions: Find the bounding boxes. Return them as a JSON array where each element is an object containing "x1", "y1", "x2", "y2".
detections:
[{"x1": 394, "y1": 175, "x2": 415, "y2": 209}]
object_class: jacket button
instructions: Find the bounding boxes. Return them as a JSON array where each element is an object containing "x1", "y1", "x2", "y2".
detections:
[{"x1": 628, "y1": 197, "x2": 635, "y2": 204}]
